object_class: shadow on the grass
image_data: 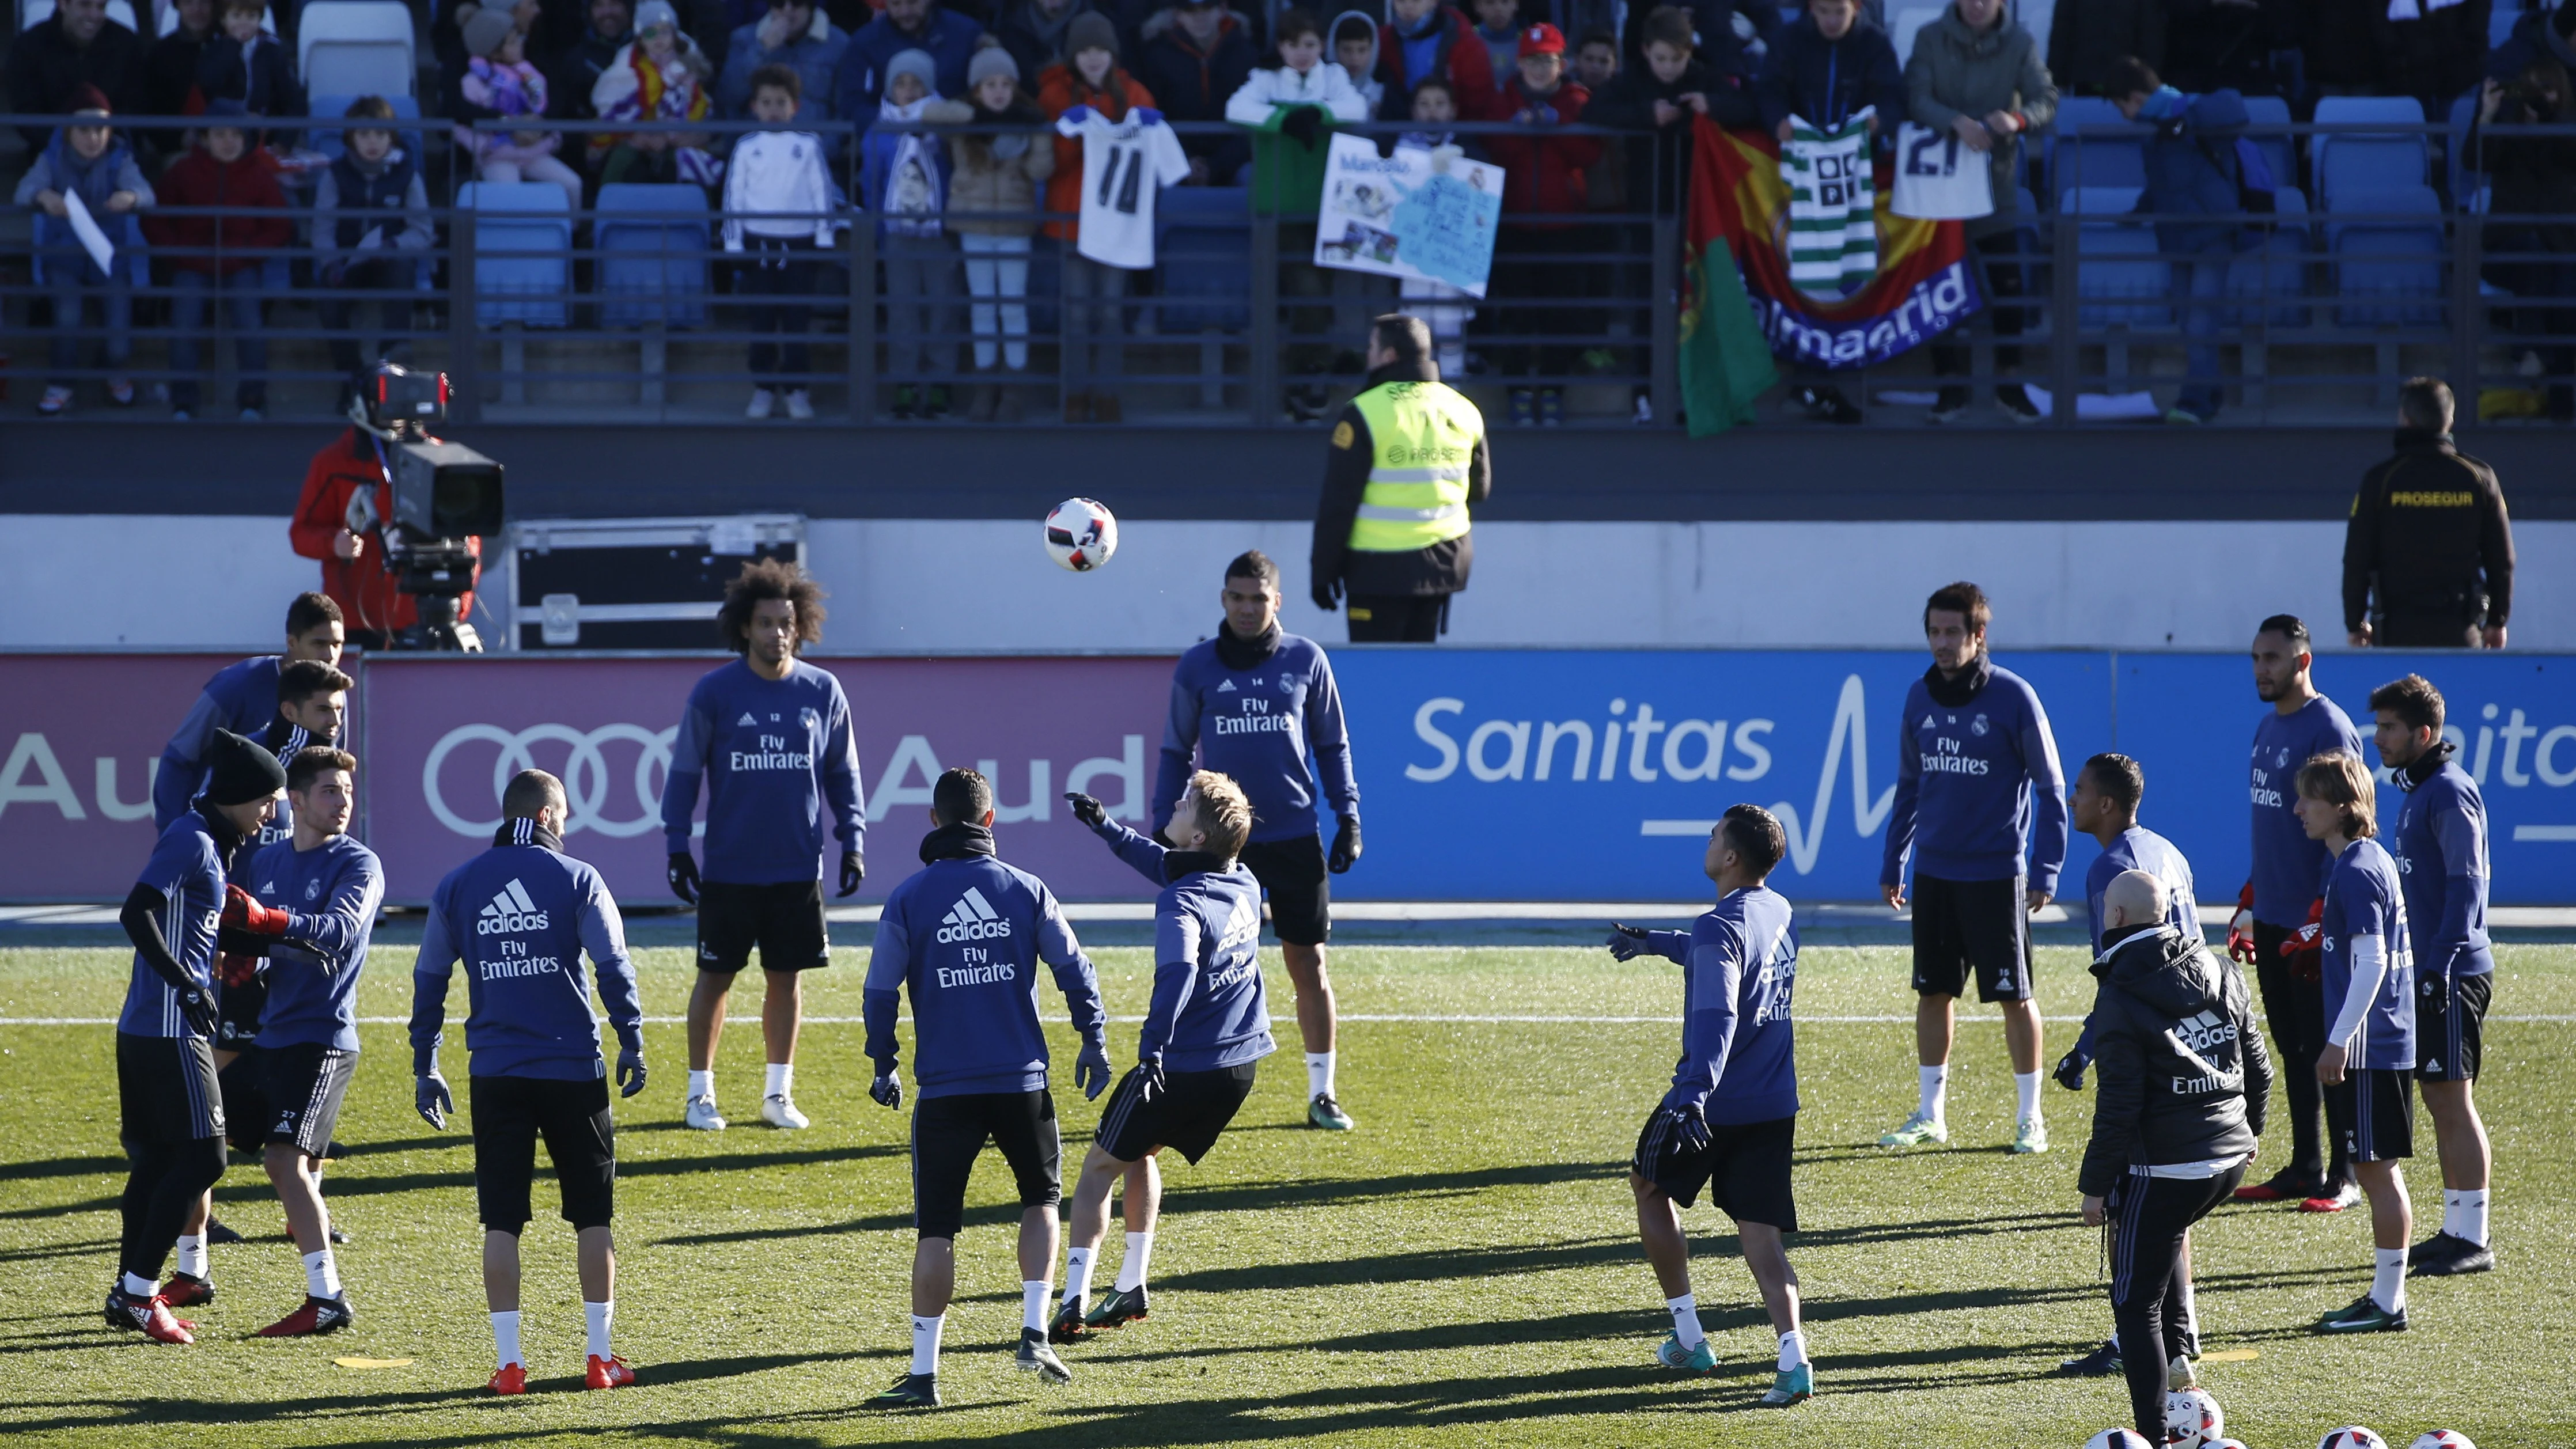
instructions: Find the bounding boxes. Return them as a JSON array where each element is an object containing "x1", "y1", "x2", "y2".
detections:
[
  {"x1": 0, "y1": 1152, "x2": 127, "y2": 1184},
  {"x1": 0, "y1": 1235, "x2": 118, "y2": 1266}
]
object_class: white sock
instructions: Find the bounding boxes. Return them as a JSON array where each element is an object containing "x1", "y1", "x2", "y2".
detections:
[
  {"x1": 765, "y1": 1061, "x2": 793, "y2": 1099},
  {"x1": 1021, "y1": 1280, "x2": 1051, "y2": 1334},
  {"x1": 1778, "y1": 1329, "x2": 1809, "y2": 1371},
  {"x1": 1306, "y1": 1052, "x2": 1335, "y2": 1099},
  {"x1": 1062, "y1": 1245, "x2": 1096, "y2": 1304},
  {"x1": 1115, "y1": 1231, "x2": 1153, "y2": 1292},
  {"x1": 1666, "y1": 1293, "x2": 1704, "y2": 1350},
  {"x1": 2372, "y1": 1247, "x2": 2407, "y2": 1314},
  {"x1": 688, "y1": 1069, "x2": 715, "y2": 1102},
  {"x1": 585, "y1": 1299, "x2": 613, "y2": 1359},
  {"x1": 910, "y1": 1314, "x2": 943, "y2": 1376},
  {"x1": 1918, "y1": 1065, "x2": 1949, "y2": 1121},
  {"x1": 122, "y1": 1271, "x2": 157, "y2": 1298},
  {"x1": 175, "y1": 1235, "x2": 208, "y2": 1279},
  {"x1": 2457, "y1": 1188, "x2": 2490, "y2": 1246},
  {"x1": 2014, "y1": 1071, "x2": 2043, "y2": 1126},
  {"x1": 491, "y1": 1310, "x2": 522, "y2": 1369},
  {"x1": 303, "y1": 1248, "x2": 341, "y2": 1299}
]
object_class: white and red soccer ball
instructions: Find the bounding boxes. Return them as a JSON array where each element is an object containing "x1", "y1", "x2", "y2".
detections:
[
  {"x1": 1043, "y1": 497, "x2": 1119, "y2": 572},
  {"x1": 2085, "y1": 1432, "x2": 2155, "y2": 1449},
  {"x1": 2165, "y1": 1389, "x2": 2225, "y2": 1449},
  {"x1": 2320, "y1": 1429, "x2": 2392, "y2": 1449},
  {"x1": 2407, "y1": 1434, "x2": 2476, "y2": 1449}
]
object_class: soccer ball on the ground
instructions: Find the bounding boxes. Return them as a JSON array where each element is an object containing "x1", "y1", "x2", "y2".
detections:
[
  {"x1": 2320, "y1": 1430, "x2": 2392, "y2": 1449},
  {"x1": 2165, "y1": 1388, "x2": 2225, "y2": 1449},
  {"x1": 1043, "y1": 497, "x2": 1119, "y2": 572},
  {"x1": 2408, "y1": 1434, "x2": 2477, "y2": 1449},
  {"x1": 2083, "y1": 1432, "x2": 2154, "y2": 1449}
]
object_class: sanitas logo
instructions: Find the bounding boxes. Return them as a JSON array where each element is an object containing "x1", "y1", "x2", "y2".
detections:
[
  {"x1": 935, "y1": 887, "x2": 1013, "y2": 944},
  {"x1": 477, "y1": 878, "x2": 551, "y2": 935}
]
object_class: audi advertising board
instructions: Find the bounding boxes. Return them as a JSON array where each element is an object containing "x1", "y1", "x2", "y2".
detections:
[{"x1": 5, "y1": 649, "x2": 2575, "y2": 905}]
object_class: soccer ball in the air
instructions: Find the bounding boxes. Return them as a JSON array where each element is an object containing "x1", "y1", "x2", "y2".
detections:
[
  {"x1": 1044, "y1": 497, "x2": 1119, "y2": 572},
  {"x1": 2164, "y1": 1389, "x2": 2225, "y2": 1449},
  {"x1": 2083, "y1": 1431, "x2": 2154, "y2": 1449},
  {"x1": 2320, "y1": 1430, "x2": 2392, "y2": 1449},
  {"x1": 2409, "y1": 1434, "x2": 2477, "y2": 1449}
]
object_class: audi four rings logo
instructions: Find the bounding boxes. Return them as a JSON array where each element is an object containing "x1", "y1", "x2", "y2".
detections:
[{"x1": 423, "y1": 723, "x2": 680, "y2": 839}]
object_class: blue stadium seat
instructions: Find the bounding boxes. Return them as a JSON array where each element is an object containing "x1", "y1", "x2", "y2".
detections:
[
  {"x1": 1151, "y1": 185, "x2": 1249, "y2": 335},
  {"x1": 2064, "y1": 185, "x2": 2170, "y2": 329},
  {"x1": 298, "y1": 1, "x2": 416, "y2": 100},
  {"x1": 2226, "y1": 185, "x2": 2311, "y2": 327},
  {"x1": 2329, "y1": 184, "x2": 2445, "y2": 327},
  {"x1": 2313, "y1": 96, "x2": 2428, "y2": 208},
  {"x1": 2446, "y1": 88, "x2": 2484, "y2": 208},
  {"x1": 2048, "y1": 97, "x2": 2147, "y2": 193},
  {"x1": 2490, "y1": 0, "x2": 2525, "y2": 49},
  {"x1": 595, "y1": 183, "x2": 710, "y2": 329},
  {"x1": 303, "y1": 93, "x2": 426, "y2": 165},
  {"x1": 460, "y1": 181, "x2": 571, "y2": 328},
  {"x1": 2241, "y1": 94, "x2": 2295, "y2": 198}
]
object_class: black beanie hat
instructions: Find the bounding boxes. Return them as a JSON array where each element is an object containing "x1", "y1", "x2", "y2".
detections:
[{"x1": 204, "y1": 728, "x2": 289, "y2": 806}]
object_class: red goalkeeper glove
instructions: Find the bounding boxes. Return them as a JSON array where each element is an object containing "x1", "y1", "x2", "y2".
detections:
[
  {"x1": 217, "y1": 951, "x2": 263, "y2": 988},
  {"x1": 223, "y1": 883, "x2": 291, "y2": 937},
  {"x1": 2225, "y1": 881, "x2": 2258, "y2": 965},
  {"x1": 2280, "y1": 897, "x2": 2325, "y2": 983}
]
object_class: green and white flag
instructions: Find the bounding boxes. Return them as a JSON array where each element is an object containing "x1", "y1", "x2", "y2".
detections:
[{"x1": 1782, "y1": 109, "x2": 1879, "y2": 299}]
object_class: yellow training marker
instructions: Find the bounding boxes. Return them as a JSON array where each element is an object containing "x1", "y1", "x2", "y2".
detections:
[
  {"x1": 332, "y1": 1357, "x2": 415, "y2": 1370},
  {"x1": 2200, "y1": 1349, "x2": 2260, "y2": 1364}
]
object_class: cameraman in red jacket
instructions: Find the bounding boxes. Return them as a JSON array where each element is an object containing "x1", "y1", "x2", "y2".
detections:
[{"x1": 290, "y1": 366, "x2": 482, "y2": 649}]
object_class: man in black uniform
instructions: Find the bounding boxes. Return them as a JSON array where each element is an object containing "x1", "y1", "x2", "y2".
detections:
[
  {"x1": 2343, "y1": 377, "x2": 2515, "y2": 650},
  {"x1": 1309, "y1": 314, "x2": 1494, "y2": 643}
]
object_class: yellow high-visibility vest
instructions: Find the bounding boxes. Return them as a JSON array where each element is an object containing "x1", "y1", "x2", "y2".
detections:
[{"x1": 1346, "y1": 380, "x2": 1483, "y2": 554}]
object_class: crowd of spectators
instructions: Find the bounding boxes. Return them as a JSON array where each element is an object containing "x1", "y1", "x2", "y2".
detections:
[{"x1": 5, "y1": 0, "x2": 2573, "y2": 423}]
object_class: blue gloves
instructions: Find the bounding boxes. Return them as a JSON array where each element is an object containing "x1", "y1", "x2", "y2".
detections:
[
  {"x1": 1077, "y1": 1041, "x2": 1112, "y2": 1101},
  {"x1": 617, "y1": 1047, "x2": 647, "y2": 1099},
  {"x1": 416, "y1": 1071, "x2": 454, "y2": 1129},
  {"x1": 2053, "y1": 1046, "x2": 2088, "y2": 1092},
  {"x1": 839, "y1": 850, "x2": 865, "y2": 897},
  {"x1": 869, "y1": 1067, "x2": 903, "y2": 1108},
  {"x1": 1607, "y1": 924, "x2": 1689, "y2": 965}
]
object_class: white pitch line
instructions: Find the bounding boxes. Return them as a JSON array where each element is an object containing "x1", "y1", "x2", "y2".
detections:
[{"x1": 9, "y1": 1014, "x2": 2576, "y2": 1027}]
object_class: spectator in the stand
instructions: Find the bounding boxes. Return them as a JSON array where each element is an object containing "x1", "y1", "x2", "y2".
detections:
[
  {"x1": 718, "y1": 0, "x2": 848, "y2": 119},
  {"x1": 2045, "y1": 0, "x2": 2161, "y2": 96},
  {"x1": 994, "y1": 0, "x2": 1099, "y2": 88},
  {"x1": 7, "y1": 0, "x2": 148, "y2": 148},
  {"x1": 196, "y1": 0, "x2": 305, "y2": 120},
  {"x1": 593, "y1": 1, "x2": 722, "y2": 183},
  {"x1": 1574, "y1": 28, "x2": 1619, "y2": 91},
  {"x1": 2111, "y1": 55, "x2": 2244, "y2": 426},
  {"x1": 1135, "y1": 0, "x2": 1258, "y2": 183},
  {"x1": 1394, "y1": 78, "x2": 1481, "y2": 375},
  {"x1": 143, "y1": 100, "x2": 291, "y2": 422},
  {"x1": 146, "y1": 0, "x2": 221, "y2": 155},
  {"x1": 1757, "y1": 0, "x2": 1901, "y2": 424},
  {"x1": 1229, "y1": 6, "x2": 1372, "y2": 421},
  {"x1": 2489, "y1": 0, "x2": 2576, "y2": 82},
  {"x1": 2368, "y1": 0, "x2": 2491, "y2": 115},
  {"x1": 838, "y1": 0, "x2": 986, "y2": 136},
  {"x1": 2469, "y1": 59, "x2": 2576, "y2": 422},
  {"x1": 551, "y1": 0, "x2": 637, "y2": 122},
  {"x1": 1484, "y1": 22, "x2": 1600, "y2": 427},
  {"x1": 927, "y1": 43, "x2": 1055, "y2": 420},
  {"x1": 862, "y1": 48, "x2": 963, "y2": 419},
  {"x1": 458, "y1": 6, "x2": 585, "y2": 210},
  {"x1": 2162, "y1": 0, "x2": 2293, "y2": 98},
  {"x1": 1906, "y1": 0, "x2": 2055, "y2": 425},
  {"x1": 1377, "y1": 0, "x2": 1495, "y2": 121},
  {"x1": 726, "y1": 65, "x2": 838, "y2": 419},
  {"x1": 314, "y1": 96, "x2": 433, "y2": 409},
  {"x1": 444, "y1": 0, "x2": 563, "y2": 106},
  {"x1": 15, "y1": 88, "x2": 152, "y2": 418},
  {"x1": 1042, "y1": 13, "x2": 1158, "y2": 421},
  {"x1": 1333, "y1": 12, "x2": 1388, "y2": 117},
  {"x1": 1470, "y1": 0, "x2": 1525, "y2": 109},
  {"x1": 1588, "y1": 5, "x2": 1757, "y2": 205},
  {"x1": 1632, "y1": 0, "x2": 1778, "y2": 81}
]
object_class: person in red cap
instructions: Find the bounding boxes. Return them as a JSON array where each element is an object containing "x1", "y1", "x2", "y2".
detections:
[
  {"x1": 15, "y1": 84, "x2": 152, "y2": 416},
  {"x1": 1484, "y1": 21, "x2": 1600, "y2": 427}
]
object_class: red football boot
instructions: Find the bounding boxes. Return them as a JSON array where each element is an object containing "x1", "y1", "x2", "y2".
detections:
[
  {"x1": 585, "y1": 1354, "x2": 636, "y2": 1389},
  {"x1": 105, "y1": 1289, "x2": 195, "y2": 1345},
  {"x1": 158, "y1": 1272, "x2": 216, "y2": 1309},
  {"x1": 488, "y1": 1363, "x2": 528, "y2": 1396},
  {"x1": 257, "y1": 1295, "x2": 355, "y2": 1337},
  {"x1": 2300, "y1": 1181, "x2": 2365, "y2": 1214}
]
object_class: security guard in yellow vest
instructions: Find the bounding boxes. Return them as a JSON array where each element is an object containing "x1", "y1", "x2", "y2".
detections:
[{"x1": 1309, "y1": 314, "x2": 1495, "y2": 643}]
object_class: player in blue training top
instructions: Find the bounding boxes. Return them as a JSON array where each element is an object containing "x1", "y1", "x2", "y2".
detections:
[
  {"x1": 1608, "y1": 804, "x2": 1814, "y2": 1410},
  {"x1": 226, "y1": 746, "x2": 384, "y2": 1340},
  {"x1": 1878, "y1": 581, "x2": 2069, "y2": 1156},
  {"x1": 153, "y1": 593, "x2": 344, "y2": 828},
  {"x1": 2368, "y1": 674, "x2": 2497, "y2": 1278},
  {"x1": 108, "y1": 729, "x2": 281, "y2": 1345},
  {"x1": 658, "y1": 560, "x2": 865, "y2": 1133},
  {"x1": 1052, "y1": 773, "x2": 1276, "y2": 1352},
  {"x1": 2294, "y1": 752, "x2": 2420, "y2": 1336},
  {"x1": 412, "y1": 768, "x2": 649, "y2": 1397},
  {"x1": 858, "y1": 769, "x2": 1111, "y2": 1409},
  {"x1": 2229, "y1": 615, "x2": 2367, "y2": 1210},
  {"x1": 1153, "y1": 551, "x2": 1360, "y2": 1132}
]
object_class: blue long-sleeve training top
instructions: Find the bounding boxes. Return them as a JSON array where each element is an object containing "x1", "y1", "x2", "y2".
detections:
[
  {"x1": 154, "y1": 654, "x2": 281, "y2": 827},
  {"x1": 411, "y1": 822, "x2": 645, "y2": 1082},
  {"x1": 2248, "y1": 695, "x2": 2363, "y2": 927},
  {"x1": 659, "y1": 658, "x2": 866, "y2": 885},
  {"x1": 2392, "y1": 752, "x2": 2492, "y2": 983},
  {"x1": 1880, "y1": 661, "x2": 2070, "y2": 896},
  {"x1": 1154, "y1": 632, "x2": 1359, "y2": 845},
  {"x1": 2067, "y1": 824, "x2": 2203, "y2": 1069},
  {"x1": 120, "y1": 807, "x2": 232, "y2": 1039},
  {"x1": 863, "y1": 829, "x2": 1108, "y2": 1098},
  {"x1": 244, "y1": 832, "x2": 385, "y2": 1053},
  {"x1": 1088, "y1": 815, "x2": 1277, "y2": 1072},
  {"x1": 1662, "y1": 886, "x2": 1802, "y2": 1125},
  {"x1": 2320, "y1": 837, "x2": 2416, "y2": 1073}
]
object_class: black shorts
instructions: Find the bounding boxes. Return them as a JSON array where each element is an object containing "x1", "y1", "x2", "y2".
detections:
[
  {"x1": 472, "y1": 1074, "x2": 617, "y2": 1232},
  {"x1": 215, "y1": 972, "x2": 266, "y2": 1050},
  {"x1": 116, "y1": 1032, "x2": 225, "y2": 1144},
  {"x1": 1910, "y1": 873, "x2": 2034, "y2": 1003},
  {"x1": 2327, "y1": 1067, "x2": 2416, "y2": 1164},
  {"x1": 1238, "y1": 835, "x2": 1329, "y2": 947},
  {"x1": 261, "y1": 1042, "x2": 358, "y2": 1157},
  {"x1": 1093, "y1": 1061, "x2": 1259, "y2": 1166},
  {"x1": 218, "y1": 1050, "x2": 271, "y2": 1154},
  {"x1": 910, "y1": 1090, "x2": 1062, "y2": 1240},
  {"x1": 1632, "y1": 1110, "x2": 1799, "y2": 1230},
  {"x1": 2418, "y1": 972, "x2": 2491, "y2": 1083},
  {"x1": 696, "y1": 879, "x2": 831, "y2": 974}
]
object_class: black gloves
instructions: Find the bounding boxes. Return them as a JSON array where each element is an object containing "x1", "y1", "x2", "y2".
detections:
[
  {"x1": 1280, "y1": 104, "x2": 1324, "y2": 147},
  {"x1": 617, "y1": 1048, "x2": 647, "y2": 1099},
  {"x1": 1076, "y1": 1042, "x2": 1112, "y2": 1101},
  {"x1": 840, "y1": 851, "x2": 865, "y2": 897},
  {"x1": 1065, "y1": 792, "x2": 1108, "y2": 829},
  {"x1": 668, "y1": 851, "x2": 701, "y2": 904},
  {"x1": 1312, "y1": 575, "x2": 1341, "y2": 613},
  {"x1": 2053, "y1": 1047, "x2": 2088, "y2": 1092},
  {"x1": 1328, "y1": 815, "x2": 1361, "y2": 874},
  {"x1": 416, "y1": 1071, "x2": 455, "y2": 1129},
  {"x1": 1135, "y1": 1059, "x2": 1167, "y2": 1102},
  {"x1": 869, "y1": 1068, "x2": 903, "y2": 1109},
  {"x1": 2420, "y1": 970, "x2": 2449, "y2": 1013},
  {"x1": 178, "y1": 987, "x2": 217, "y2": 1040}
]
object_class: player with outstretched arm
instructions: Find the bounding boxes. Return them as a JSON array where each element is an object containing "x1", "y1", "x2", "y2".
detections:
[{"x1": 153, "y1": 593, "x2": 345, "y2": 828}]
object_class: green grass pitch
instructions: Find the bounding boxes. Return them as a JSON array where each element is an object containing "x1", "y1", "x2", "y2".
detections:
[{"x1": 2, "y1": 940, "x2": 2572, "y2": 1448}]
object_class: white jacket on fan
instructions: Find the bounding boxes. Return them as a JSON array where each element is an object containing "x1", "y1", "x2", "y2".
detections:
[
  {"x1": 723, "y1": 129, "x2": 836, "y2": 249},
  {"x1": 1223, "y1": 60, "x2": 1372, "y2": 124}
]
